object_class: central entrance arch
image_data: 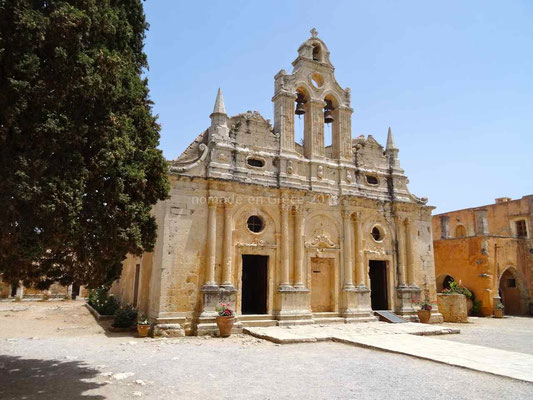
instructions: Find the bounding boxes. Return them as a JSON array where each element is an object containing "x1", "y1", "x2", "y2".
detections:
[{"x1": 310, "y1": 257, "x2": 334, "y2": 312}]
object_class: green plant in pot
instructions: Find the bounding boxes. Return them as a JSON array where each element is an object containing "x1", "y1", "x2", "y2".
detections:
[
  {"x1": 137, "y1": 314, "x2": 151, "y2": 337},
  {"x1": 494, "y1": 302, "x2": 504, "y2": 318},
  {"x1": 412, "y1": 291, "x2": 433, "y2": 323},
  {"x1": 215, "y1": 302, "x2": 235, "y2": 337}
]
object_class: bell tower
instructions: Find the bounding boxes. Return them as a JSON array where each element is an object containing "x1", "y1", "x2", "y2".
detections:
[{"x1": 273, "y1": 29, "x2": 353, "y2": 162}]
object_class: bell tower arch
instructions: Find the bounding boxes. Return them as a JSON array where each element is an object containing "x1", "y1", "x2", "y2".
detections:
[{"x1": 273, "y1": 28, "x2": 353, "y2": 161}]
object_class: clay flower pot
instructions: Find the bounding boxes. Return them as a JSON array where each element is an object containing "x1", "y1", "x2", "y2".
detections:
[
  {"x1": 493, "y1": 309, "x2": 504, "y2": 319},
  {"x1": 137, "y1": 324, "x2": 151, "y2": 338},
  {"x1": 417, "y1": 309, "x2": 431, "y2": 324},
  {"x1": 216, "y1": 316, "x2": 235, "y2": 337}
]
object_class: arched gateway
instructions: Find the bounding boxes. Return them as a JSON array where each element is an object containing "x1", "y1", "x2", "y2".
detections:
[{"x1": 111, "y1": 29, "x2": 443, "y2": 335}]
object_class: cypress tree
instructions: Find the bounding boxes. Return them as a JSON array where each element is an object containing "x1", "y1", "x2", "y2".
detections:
[{"x1": 0, "y1": 0, "x2": 169, "y2": 288}]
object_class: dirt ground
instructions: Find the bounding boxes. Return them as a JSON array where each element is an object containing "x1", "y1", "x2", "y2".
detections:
[{"x1": 1, "y1": 301, "x2": 532, "y2": 399}]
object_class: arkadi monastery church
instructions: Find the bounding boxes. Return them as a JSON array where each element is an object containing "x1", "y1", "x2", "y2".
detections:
[{"x1": 111, "y1": 29, "x2": 443, "y2": 335}]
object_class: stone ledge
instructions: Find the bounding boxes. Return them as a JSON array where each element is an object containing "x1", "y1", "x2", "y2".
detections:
[{"x1": 85, "y1": 303, "x2": 114, "y2": 321}]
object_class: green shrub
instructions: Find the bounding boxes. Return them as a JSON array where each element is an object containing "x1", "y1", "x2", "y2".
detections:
[
  {"x1": 444, "y1": 280, "x2": 473, "y2": 299},
  {"x1": 471, "y1": 300, "x2": 482, "y2": 316},
  {"x1": 87, "y1": 287, "x2": 120, "y2": 316},
  {"x1": 113, "y1": 305, "x2": 138, "y2": 328}
]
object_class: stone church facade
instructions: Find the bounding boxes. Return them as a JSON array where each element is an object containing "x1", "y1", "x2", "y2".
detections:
[{"x1": 111, "y1": 30, "x2": 442, "y2": 335}]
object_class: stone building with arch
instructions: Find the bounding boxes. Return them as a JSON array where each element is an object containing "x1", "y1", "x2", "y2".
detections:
[
  {"x1": 111, "y1": 30, "x2": 442, "y2": 335},
  {"x1": 433, "y1": 195, "x2": 533, "y2": 316}
]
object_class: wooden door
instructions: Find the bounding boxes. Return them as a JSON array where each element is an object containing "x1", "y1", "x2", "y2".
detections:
[{"x1": 311, "y1": 258, "x2": 333, "y2": 312}]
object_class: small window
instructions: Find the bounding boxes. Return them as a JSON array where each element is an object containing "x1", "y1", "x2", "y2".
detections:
[
  {"x1": 247, "y1": 215, "x2": 264, "y2": 233},
  {"x1": 455, "y1": 225, "x2": 466, "y2": 238},
  {"x1": 366, "y1": 175, "x2": 379, "y2": 185},
  {"x1": 507, "y1": 279, "x2": 516, "y2": 288},
  {"x1": 247, "y1": 158, "x2": 265, "y2": 168},
  {"x1": 371, "y1": 226, "x2": 384, "y2": 241},
  {"x1": 516, "y1": 220, "x2": 527, "y2": 237}
]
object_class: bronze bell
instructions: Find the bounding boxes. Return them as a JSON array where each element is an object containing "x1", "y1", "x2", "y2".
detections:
[
  {"x1": 324, "y1": 109, "x2": 334, "y2": 124},
  {"x1": 295, "y1": 101, "x2": 306, "y2": 116}
]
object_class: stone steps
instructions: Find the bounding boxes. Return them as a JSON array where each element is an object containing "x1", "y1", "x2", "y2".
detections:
[
  {"x1": 238, "y1": 314, "x2": 274, "y2": 321},
  {"x1": 240, "y1": 319, "x2": 278, "y2": 328},
  {"x1": 314, "y1": 317, "x2": 345, "y2": 324}
]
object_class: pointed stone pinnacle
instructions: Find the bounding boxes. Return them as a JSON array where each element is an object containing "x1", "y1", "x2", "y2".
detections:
[
  {"x1": 386, "y1": 126, "x2": 397, "y2": 150},
  {"x1": 212, "y1": 88, "x2": 226, "y2": 115}
]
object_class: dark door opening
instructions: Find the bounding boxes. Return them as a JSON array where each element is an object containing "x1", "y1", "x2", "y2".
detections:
[
  {"x1": 241, "y1": 255, "x2": 268, "y2": 314},
  {"x1": 369, "y1": 260, "x2": 388, "y2": 310}
]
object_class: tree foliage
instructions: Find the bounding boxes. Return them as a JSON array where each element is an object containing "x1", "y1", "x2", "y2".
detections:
[{"x1": 0, "y1": 0, "x2": 169, "y2": 288}]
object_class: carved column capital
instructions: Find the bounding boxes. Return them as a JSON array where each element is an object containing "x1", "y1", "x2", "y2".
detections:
[
  {"x1": 352, "y1": 211, "x2": 362, "y2": 222},
  {"x1": 293, "y1": 205, "x2": 305, "y2": 216}
]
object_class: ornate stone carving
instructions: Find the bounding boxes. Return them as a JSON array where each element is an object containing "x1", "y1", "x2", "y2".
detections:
[
  {"x1": 170, "y1": 144, "x2": 208, "y2": 173},
  {"x1": 217, "y1": 152, "x2": 228, "y2": 162},
  {"x1": 235, "y1": 238, "x2": 275, "y2": 248},
  {"x1": 286, "y1": 160, "x2": 294, "y2": 175},
  {"x1": 345, "y1": 171, "x2": 352, "y2": 183},
  {"x1": 317, "y1": 165, "x2": 324, "y2": 179},
  {"x1": 305, "y1": 229, "x2": 338, "y2": 249}
]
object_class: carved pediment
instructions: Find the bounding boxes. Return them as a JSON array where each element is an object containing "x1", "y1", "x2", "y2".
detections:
[{"x1": 305, "y1": 229, "x2": 339, "y2": 249}]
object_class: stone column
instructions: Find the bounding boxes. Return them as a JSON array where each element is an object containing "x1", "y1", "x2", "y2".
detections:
[
  {"x1": 293, "y1": 206, "x2": 305, "y2": 288},
  {"x1": 342, "y1": 210, "x2": 355, "y2": 289},
  {"x1": 273, "y1": 90, "x2": 297, "y2": 153},
  {"x1": 280, "y1": 203, "x2": 291, "y2": 289},
  {"x1": 353, "y1": 212, "x2": 366, "y2": 287},
  {"x1": 332, "y1": 106, "x2": 353, "y2": 161},
  {"x1": 221, "y1": 201, "x2": 233, "y2": 288},
  {"x1": 394, "y1": 215, "x2": 407, "y2": 288},
  {"x1": 304, "y1": 99, "x2": 325, "y2": 159},
  {"x1": 204, "y1": 198, "x2": 217, "y2": 288},
  {"x1": 405, "y1": 218, "x2": 417, "y2": 287}
]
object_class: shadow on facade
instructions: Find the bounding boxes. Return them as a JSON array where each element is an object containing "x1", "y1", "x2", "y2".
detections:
[{"x1": 0, "y1": 355, "x2": 106, "y2": 399}]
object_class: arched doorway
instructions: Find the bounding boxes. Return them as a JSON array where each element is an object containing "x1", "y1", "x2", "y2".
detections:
[
  {"x1": 436, "y1": 274, "x2": 455, "y2": 293},
  {"x1": 498, "y1": 267, "x2": 525, "y2": 315}
]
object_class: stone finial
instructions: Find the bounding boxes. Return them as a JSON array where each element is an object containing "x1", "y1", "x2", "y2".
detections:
[
  {"x1": 212, "y1": 88, "x2": 227, "y2": 115},
  {"x1": 310, "y1": 28, "x2": 318, "y2": 38},
  {"x1": 386, "y1": 126, "x2": 397, "y2": 151}
]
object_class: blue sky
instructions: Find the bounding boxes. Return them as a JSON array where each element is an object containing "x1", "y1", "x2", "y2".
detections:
[{"x1": 143, "y1": 0, "x2": 532, "y2": 213}]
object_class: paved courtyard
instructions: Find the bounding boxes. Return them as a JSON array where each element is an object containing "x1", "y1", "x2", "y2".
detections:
[
  {"x1": 1, "y1": 302, "x2": 533, "y2": 399},
  {"x1": 437, "y1": 316, "x2": 533, "y2": 355}
]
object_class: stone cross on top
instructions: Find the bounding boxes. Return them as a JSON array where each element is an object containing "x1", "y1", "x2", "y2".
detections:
[{"x1": 310, "y1": 28, "x2": 318, "y2": 38}]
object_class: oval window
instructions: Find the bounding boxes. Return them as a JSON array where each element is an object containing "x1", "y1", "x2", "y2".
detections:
[
  {"x1": 247, "y1": 215, "x2": 264, "y2": 233},
  {"x1": 247, "y1": 158, "x2": 265, "y2": 168},
  {"x1": 366, "y1": 175, "x2": 379, "y2": 185},
  {"x1": 371, "y1": 226, "x2": 384, "y2": 241}
]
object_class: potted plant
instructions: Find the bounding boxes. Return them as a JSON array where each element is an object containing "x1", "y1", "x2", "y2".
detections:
[
  {"x1": 494, "y1": 303, "x2": 504, "y2": 318},
  {"x1": 137, "y1": 314, "x2": 151, "y2": 337},
  {"x1": 215, "y1": 302, "x2": 235, "y2": 337},
  {"x1": 413, "y1": 293, "x2": 433, "y2": 323}
]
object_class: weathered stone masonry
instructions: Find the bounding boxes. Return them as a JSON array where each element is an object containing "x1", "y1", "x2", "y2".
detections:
[{"x1": 111, "y1": 30, "x2": 443, "y2": 335}]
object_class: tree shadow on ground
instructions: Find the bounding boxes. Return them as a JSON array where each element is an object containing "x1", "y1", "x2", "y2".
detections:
[{"x1": 0, "y1": 355, "x2": 107, "y2": 400}]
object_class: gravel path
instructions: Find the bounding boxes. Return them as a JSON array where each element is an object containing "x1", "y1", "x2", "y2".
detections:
[{"x1": 1, "y1": 302, "x2": 532, "y2": 399}]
